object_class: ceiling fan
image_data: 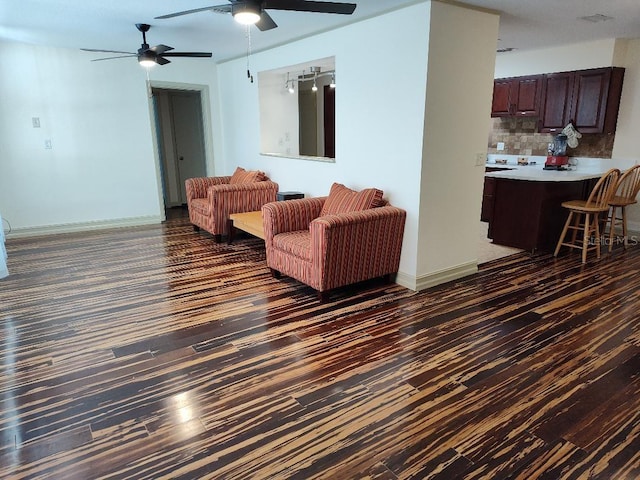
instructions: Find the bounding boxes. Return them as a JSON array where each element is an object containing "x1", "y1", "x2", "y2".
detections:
[
  {"x1": 155, "y1": 0, "x2": 357, "y2": 31},
  {"x1": 81, "y1": 23, "x2": 213, "y2": 66}
]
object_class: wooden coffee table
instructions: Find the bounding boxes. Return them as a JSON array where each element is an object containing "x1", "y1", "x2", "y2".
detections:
[{"x1": 227, "y1": 211, "x2": 264, "y2": 244}]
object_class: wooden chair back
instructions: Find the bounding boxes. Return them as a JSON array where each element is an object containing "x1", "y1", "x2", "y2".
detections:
[
  {"x1": 585, "y1": 168, "x2": 620, "y2": 210},
  {"x1": 614, "y1": 164, "x2": 640, "y2": 203}
]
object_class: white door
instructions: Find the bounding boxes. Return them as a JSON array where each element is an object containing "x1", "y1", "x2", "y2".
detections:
[{"x1": 170, "y1": 91, "x2": 207, "y2": 204}]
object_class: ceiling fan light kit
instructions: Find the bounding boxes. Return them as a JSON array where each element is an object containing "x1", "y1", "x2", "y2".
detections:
[
  {"x1": 138, "y1": 53, "x2": 157, "y2": 67},
  {"x1": 232, "y1": 1, "x2": 262, "y2": 25}
]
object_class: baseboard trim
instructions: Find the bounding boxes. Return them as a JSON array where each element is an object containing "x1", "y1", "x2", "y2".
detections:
[
  {"x1": 8, "y1": 215, "x2": 163, "y2": 238},
  {"x1": 395, "y1": 261, "x2": 479, "y2": 292}
]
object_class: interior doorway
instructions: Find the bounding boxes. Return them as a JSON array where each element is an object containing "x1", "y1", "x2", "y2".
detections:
[{"x1": 152, "y1": 88, "x2": 207, "y2": 207}]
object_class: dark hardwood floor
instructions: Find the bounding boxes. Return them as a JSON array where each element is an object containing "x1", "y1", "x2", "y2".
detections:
[{"x1": 1, "y1": 208, "x2": 638, "y2": 479}]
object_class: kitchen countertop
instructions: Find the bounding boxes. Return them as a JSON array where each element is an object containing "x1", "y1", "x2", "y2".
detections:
[
  {"x1": 485, "y1": 155, "x2": 637, "y2": 182},
  {"x1": 485, "y1": 166, "x2": 605, "y2": 182}
]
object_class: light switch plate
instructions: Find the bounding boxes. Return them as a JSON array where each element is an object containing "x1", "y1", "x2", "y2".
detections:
[{"x1": 475, "y1": 153, "x2": 486, "y2": 166}]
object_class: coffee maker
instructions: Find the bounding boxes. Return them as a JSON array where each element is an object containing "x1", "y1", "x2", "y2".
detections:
[{"x1": 544, "y1": 134, "x2": 569, "y2": 170}]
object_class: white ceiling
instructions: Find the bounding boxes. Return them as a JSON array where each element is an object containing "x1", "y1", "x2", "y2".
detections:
[{"x1": 1, "y1": 0, "x2": 639, "y2": 63}]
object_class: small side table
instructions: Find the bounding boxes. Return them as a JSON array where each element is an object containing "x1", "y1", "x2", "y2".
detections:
[{"x1": 277, "y1": 191, "x2": 304, "y2": 201}]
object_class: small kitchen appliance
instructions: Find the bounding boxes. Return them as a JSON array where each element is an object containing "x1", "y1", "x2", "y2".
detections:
[{"x1": 544, "y1": 133, "x2": 569, "y2": 170}]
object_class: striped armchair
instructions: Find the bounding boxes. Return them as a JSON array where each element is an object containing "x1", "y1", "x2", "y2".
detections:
[
  {"x1": 185, "y1": 170, "x2": 278, "y2": 242},
  {"x1": 262, "y1": 194, "x2": 406, "y2": 301}
]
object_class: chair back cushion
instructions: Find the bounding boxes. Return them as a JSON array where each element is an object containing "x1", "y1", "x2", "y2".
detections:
[
  {"x1": 229, "y1": 167, "x2": 268, "y2": 184},
  {"x1": 320, "y1": 182, "x2": 384, "y2": 216}
]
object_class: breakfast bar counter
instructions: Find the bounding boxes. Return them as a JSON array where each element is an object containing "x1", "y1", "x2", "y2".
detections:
[{"x1": 483, "y1": 159, "x2": 618, "y2": 253}]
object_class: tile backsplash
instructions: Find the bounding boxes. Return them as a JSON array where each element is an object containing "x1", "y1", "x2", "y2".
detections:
[{"x1": 487, "y1": 117, "x2": 615, "y2": 158}]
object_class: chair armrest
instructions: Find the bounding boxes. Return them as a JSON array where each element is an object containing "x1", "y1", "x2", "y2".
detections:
[
  {"x1": 205, "y1": 181, "x2": 278, "y2": 236},
  {"x1": 310, "y1": 206, "x2": 407, "y2": 290},
  {"x1": 262, "y1": 197, "x2": 326, "y2": 239},
  {"x1": 185, "y1": 176, "x2": 231, "y2": 202}
]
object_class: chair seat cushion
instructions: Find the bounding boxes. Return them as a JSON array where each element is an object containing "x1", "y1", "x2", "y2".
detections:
[
  {"x1": 320, "y1": 182, "x2": 384, "y2": 216},
  {"x1": 273, "y1": 230, "x2": 311, "y2": 260},
  {"x1": 190, "y1": 198, "x2": 210, "y2": 216}
]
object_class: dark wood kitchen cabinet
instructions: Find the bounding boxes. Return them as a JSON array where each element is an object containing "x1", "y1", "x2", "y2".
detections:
[
  {"x1": 539, "y1": 67, "x2": 625, "y2": 134},
  {"x1": 487, "y1": 177, "x2": 597, "y2": 253},
  {"x1": 538, "y1": 71, "x2": 574, "y2": 132},
  {"x1": 481, "y1": 176, "x2": 496, "y2": 222},
  {"x1": 481, "y1": 167, "x2": 513, "y2": 222},
  {"x1": 491, "y1": 75, "x2": 542, "y2": 117}
]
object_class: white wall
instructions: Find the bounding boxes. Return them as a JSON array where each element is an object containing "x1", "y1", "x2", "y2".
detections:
[
  {"x1": 216, "y1": 3, "x2": 432, "y2": 278},
  {"x1": 417, "y1": 2, "x2": 499, "y2": 285},
  {"x1": 494, "y1": 38, "x2": 618, "y2": 78},
  {"x1": 0, "y1": 40, "x2": 220, "y2": 234},
  {"x1": 611, "y1": 39, "x2": 640, "y2": 229}
]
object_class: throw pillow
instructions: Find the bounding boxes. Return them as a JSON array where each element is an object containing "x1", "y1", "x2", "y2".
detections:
[
  {"x1": 229, "y1": 167, "x2": 267, "y2": 184},
  {"x1": 320, "y1": 182, "x2": 384, "y2": 216}
]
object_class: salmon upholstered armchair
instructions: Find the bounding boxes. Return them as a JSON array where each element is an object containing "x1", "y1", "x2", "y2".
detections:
[
  {"x1": 186, "y1": 167, "x2": 279, "y2": 242},
  {"x1": 262, "y1": 183, "x2": 407, "y2": 301}
]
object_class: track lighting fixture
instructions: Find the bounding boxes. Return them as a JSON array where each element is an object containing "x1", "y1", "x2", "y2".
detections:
[
  {"x1": 285, "y1": 72, "x2": 295, "y2": 93},
  {"x1": 284, "y1": 66, "x2": 335, "y2": 93}
]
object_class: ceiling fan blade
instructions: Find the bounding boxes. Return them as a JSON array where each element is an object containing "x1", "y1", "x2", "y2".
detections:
[
  {"x1": 81, "y1": 48, "x2": 135, "y2": 55},
  {"x1": 155, "y1": 4, "x2": 231, "y2": 19},
  {"x1": 150, "y1": 44, "x2": 174, "y2": 54},
  {"x1": 155, "y1": 56, "x2": 171, "y2": 65},
  {"x1": 263, "y1": 0, "x2": 356, "y2": 15},
  {"x1": 256, "y1": 11, "x2": 278, "y2": 31},
  {"x1": 162, "y1": 52, "x2": 213, "y2": 58},
  {"x1": 90, "y1": 55, "x2": 137, "y2": 62}
]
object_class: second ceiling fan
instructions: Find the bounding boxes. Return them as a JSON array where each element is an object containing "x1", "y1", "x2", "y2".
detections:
[
  {"x1": 82, "y1": 23, "x2": 213, "y2": 66},
  {"x1": 155, "y1": 0, "x2": 357, "y2": 31}
]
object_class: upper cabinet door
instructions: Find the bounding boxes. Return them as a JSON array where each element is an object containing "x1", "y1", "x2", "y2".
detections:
[
  {"x1": 491, "y1": 75, "x2": 542, "y2": 117},
  {"x1": 571, "y1": 68, "x2": 625, "y2": 134},
  {"x1": 539, "y1": 72, "x2": 574, "y2": 133},
  {"x1": 513, "y1": 76, "x2": 542, "y2": 116},
  {"x1": 491, "y1": 79, "x2": 515, "y2": 116},
  {"x1": 540, "y1": 72, "x2": 573, "y2": 132}
]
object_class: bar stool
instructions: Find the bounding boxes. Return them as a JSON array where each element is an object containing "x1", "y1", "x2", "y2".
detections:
[
  {"x1": 554, "y1": 168, "x2": 620, "y2": 264},
  {"x1": 606, "y1": 164, "x2": 640, "y2": 252}
]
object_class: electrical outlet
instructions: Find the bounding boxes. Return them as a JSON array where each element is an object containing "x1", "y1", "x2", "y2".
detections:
[
  {"x1": 497, "y1": 142, "x2": 505, "y2": 151},
  {"x1": 44, "y1": 139, "x2": 52, "y2": 149},
  {"x1": 475, "y1": 153, "x2": 486, "y2": 166},
  {"x1": 32, "y1": 117, "x2": 41, "y2": 128}
]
